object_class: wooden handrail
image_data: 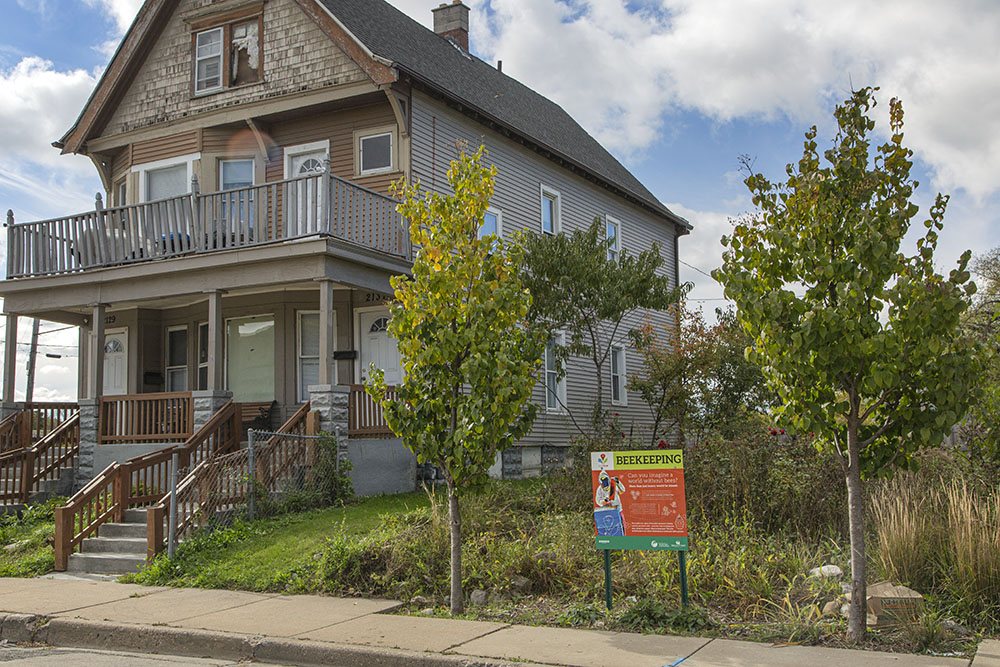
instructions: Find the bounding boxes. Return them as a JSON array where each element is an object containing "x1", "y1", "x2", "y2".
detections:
[
  {"x1": 53, "y1": 400, "x2": 239, "y2": 571},
  {"x1": 147, "y1": 401, "x2": 311, "y2": 559},
  {"x1": 54, "y1": 462, "x2": 120, "y2": 571},
  {"x1": 7, "y1": 171, "x2": 408, "y2": 280},
  {"x1": 0, "y1": 413, "x2": 19, "y2": 453},
  {"x1": 29, "y1": 413, "x2": 80, "y2": 499}
]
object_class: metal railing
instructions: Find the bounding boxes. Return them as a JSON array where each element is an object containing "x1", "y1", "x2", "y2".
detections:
[{"x1": 6, "y1": 169, "x2": 408, "y2": 279}]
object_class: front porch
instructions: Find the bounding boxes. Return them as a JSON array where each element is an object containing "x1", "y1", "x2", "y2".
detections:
[{"x1": 1, "y1": 282, "x2": 403, "y2": 450}]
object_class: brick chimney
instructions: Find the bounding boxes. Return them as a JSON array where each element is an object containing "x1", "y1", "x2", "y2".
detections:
[{"x1": 433, "y1": 1, "x2": 470, "y2": 51}]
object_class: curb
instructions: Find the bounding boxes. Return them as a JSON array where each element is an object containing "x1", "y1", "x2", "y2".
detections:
[{"x1": 0, "y1": 613, "x2": 529, "y2": 667}]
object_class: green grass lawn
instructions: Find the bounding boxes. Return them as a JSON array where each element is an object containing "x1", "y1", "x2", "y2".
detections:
[
  {"x1": 0, "y1": 499, "x2": 60, "y2": 577},
  {"x1": 126, "y1": 490, "x2": 431, "y2": 591}
]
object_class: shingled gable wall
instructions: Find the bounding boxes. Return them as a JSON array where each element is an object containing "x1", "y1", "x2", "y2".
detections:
[{"x1": 101, "y1": 0, "x2": 371, "y2": 138}]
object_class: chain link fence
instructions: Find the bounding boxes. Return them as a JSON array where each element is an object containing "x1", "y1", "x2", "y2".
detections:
[{"x1": 162, "y1": 427, "x2": 352, "y2": 555}]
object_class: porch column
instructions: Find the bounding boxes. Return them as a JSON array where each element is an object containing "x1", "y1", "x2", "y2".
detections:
[
  {"x1": 87, "y1": 303, "x2": 106, "y2": 399},
  {"x1": 206, "y1": 290, "x2": 225, "y2": 390},
  {"x1": 318, "y1": 279, "x2": 336, "y2": 385},
  {"x1": 2, "y1": 314, "x2": 16, "y2": 404},
  {"x1": 78, "y1": 323, "x2": 91, "y2": 400}
]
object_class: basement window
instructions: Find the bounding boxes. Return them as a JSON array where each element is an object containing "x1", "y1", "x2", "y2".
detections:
[{"x1": 192, "y1": 16, "x2": 262, "y2": 95}]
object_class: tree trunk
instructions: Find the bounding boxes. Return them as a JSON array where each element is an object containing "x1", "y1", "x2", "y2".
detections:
[
  {"x1": 447, "y1": 480, "x2": 464, "y2": 615},
  {"x1": 845, "y1": 416, "x2": 868, "y2": 643}
]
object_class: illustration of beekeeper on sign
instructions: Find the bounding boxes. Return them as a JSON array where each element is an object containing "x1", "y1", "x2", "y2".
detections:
[{"x1": 594, "y1": 470, "x2": 627, "y2": 536}]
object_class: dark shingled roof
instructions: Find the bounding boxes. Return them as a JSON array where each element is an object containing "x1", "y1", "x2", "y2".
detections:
[{"x1": 318, "y1": 0, "x2": 690, "y2": 230}]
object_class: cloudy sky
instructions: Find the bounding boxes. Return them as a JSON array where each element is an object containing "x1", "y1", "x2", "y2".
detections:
[{"x1": 2, "y1": 0, "x2": 999, "y2": 401}]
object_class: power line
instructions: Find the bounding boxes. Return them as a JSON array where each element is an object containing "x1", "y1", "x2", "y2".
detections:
[
  {"x1": 679, "y1": 259, "x2": 716, "y2": 280},
  {"x1": 39, "y1": 325, "x2": 76, "y2": 336}
]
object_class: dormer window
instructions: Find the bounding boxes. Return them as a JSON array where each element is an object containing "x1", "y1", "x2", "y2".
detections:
[
  {"x1": 195, "y1": 29, "x2": 223, "y2": 93},
  {"x1": 192, "y1": 16, "x2": 262, "y2": 95}
]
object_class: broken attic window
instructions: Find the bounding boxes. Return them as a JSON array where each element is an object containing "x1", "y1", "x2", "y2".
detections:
[{"x1": 231, "y1": 21, "x2": 260, "y2": 85}]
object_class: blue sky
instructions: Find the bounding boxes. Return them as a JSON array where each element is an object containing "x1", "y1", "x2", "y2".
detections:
[{"x1": 2, "y1": 0, "x2": 999, "y2": 400}]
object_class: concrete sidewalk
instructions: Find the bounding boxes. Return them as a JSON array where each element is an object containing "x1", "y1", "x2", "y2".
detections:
[{"x1": 0, "y1": 577, "x2": 993, "y2": 667}]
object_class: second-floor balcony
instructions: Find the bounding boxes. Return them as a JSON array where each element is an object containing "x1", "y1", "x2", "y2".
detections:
[{"x1": 5, "y1": 171, "x2": 409, "y2": 279}]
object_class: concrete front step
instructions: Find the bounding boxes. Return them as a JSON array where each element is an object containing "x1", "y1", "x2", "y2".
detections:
[
  {"x1": 69, "y1": 512, "x2": 150, "y2": 575},
  {"x1": 80, "y1": 536, "x2": 147, "y2": 554},
  {"x1": 66, "y1": 552, "x2": 146, "y2": 575},
  {"x1": 96, "y1": 522, "x2": 147, "y2": 539}
]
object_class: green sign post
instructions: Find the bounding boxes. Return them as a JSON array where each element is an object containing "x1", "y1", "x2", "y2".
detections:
[{"x1": 591, "y1": 450, "x2": 689, "y2": 609}]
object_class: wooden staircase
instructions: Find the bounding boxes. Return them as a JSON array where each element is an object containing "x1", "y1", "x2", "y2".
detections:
[
  {"x1": 67, "y1": 508, "x2": 148, "y2": 575},
  {"x1": 0, "y1": 405, "x2": 80, "y2": 508}
]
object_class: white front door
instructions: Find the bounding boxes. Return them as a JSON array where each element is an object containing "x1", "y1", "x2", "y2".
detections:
[
  {"x1": 358, "y1": 309, "x2": 401, "y2": 385},
  {"x1": 103, "y1": 329, "x2": 128, "y2": 396},
  {"x1": 287, "y1": 149, "x2": 326, "y2": 236}
]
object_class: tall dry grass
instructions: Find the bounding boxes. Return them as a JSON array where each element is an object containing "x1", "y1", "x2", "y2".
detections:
[{"x1": 871, "y1": 473, "x2": 1000, "y2": 628}]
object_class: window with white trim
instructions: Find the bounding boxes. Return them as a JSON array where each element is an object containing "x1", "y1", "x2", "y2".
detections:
[
  {"x1": 544, "y1": 334, "x2": 566, "y2": 411},
  {"x1": 611, "y1": 345, "x2": 627, "y2": 406},
  {"x1": 479, "y1": 207, "x2": 502, "y2": 240},
  {"x1": 298, "y1": 311, "x2": 335, "y2": 402},
  {"x1": 133, "y1": 153, "x2": 198, "y2": 203},
  {"x1": 165, "y1": 326, "x2": 188, "y2": 392},
  {"x1": 606, "y1": 216, "x2": 621, "y2": 261},
  {"x1": 540, "y1": 185, "x2": 560, "y2": 235},
  {"x1": 359, "y1": 132, "x2": 393, "y2": 174},
  {"x1": 220, "y1": 159, "x2": 255, "y2": 226},
  {"x1": 195, "y1": 28, "x2": 223, "y2": 93}
]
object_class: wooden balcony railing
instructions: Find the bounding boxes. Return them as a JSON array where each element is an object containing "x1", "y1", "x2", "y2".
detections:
[
  {"x1": 99, "y1": 392, "x2": 193, "y2": 444},
  {"x1": 54, "y1": 400, "x2": 241, "y2": 570},
  {"x1": 7, "y1": 169, "x2": 408, "y2": 279},
  {"x1": 348, "y1": 384, "x2": 397, "y2": 438}
]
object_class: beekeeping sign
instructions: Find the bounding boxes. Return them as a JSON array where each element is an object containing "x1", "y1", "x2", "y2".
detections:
[{"x1": 591, "y1": 450, "x2": 688, "y2": 551}]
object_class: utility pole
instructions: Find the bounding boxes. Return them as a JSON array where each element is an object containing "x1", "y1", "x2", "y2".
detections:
[{"x1": 25, "y1": 318, "x2": 39, "y2": 403}]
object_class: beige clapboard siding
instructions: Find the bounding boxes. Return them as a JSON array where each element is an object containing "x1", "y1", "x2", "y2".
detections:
[
  {"x1": 101, "y1": 0, "x2": 369, "y2": 138},
  {"x1": 266, "y1": 102, "x2": 402, "y2": 196},
  {"x1": 108, "y1": 101, "x2": 402, "y2": 196},
  {"x1": 409, "y1": 91, "x2": 681, "y2": 448},
  {"x1": 201, "y1": 127, "x2": 259, "y2": 155}
]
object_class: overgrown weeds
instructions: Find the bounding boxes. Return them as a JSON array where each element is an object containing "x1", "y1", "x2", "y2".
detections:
[
  {"x1": 0, "y1": 497, "x2": 64, "y2": 577},
  {"x1": 871, "y1": 472, "x2": 1000, "y2": 632}
]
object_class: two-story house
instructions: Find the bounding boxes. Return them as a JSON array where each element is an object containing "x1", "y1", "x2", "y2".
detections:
[{"x1": 0, "y1": 0, "x2": 691, "y2": 488}]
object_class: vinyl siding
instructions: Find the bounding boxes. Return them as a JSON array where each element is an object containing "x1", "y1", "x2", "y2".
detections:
[{"x1": 410, "y1": 90, "x2": 681, "y2": 449}]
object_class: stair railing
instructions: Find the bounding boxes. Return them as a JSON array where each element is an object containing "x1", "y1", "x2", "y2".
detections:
[
  {"x1": 53, "y1": 463, "x2": 120, "y2": 571},
  {"x1": 52, "y1": 401, "x2": 241, "y2": 571},
  {"x1": 147, "y1": 402, "x2": 312, "y2": 559}
]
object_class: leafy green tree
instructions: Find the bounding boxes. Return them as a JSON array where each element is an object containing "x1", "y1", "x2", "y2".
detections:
[
  {"x1": 629, "y1": 304, "x2": 773, "y2": 446},
  {"x1": 961, "y1": 248, "x2": 1000, "y2": 467},
  {"x1": 704, "y1": 308, "x2": 775, "y2": 437},
  {"x1": 366, "y1": 147, "x2": 543, "y2": 615},
  {"x1": 629, "y1": 304, "x2": 717, "y2": 446},
  {"x1": 521, "y1": 219, "x2": 686, "y2": 428},
  {"x1": 714, "y1": 88, "x2": 983, "y2": 642}
]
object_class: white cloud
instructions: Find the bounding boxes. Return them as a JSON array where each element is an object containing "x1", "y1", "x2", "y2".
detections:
[
  {"x1": 82, "y1": 0, "x2": 144, "y2": 35},
  {"x1": 460, "y1": 0, "x2": 1000, "y2": 200},
  {"x1": 0, "y1": 57, "x2": 103, "y2": 221}
]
